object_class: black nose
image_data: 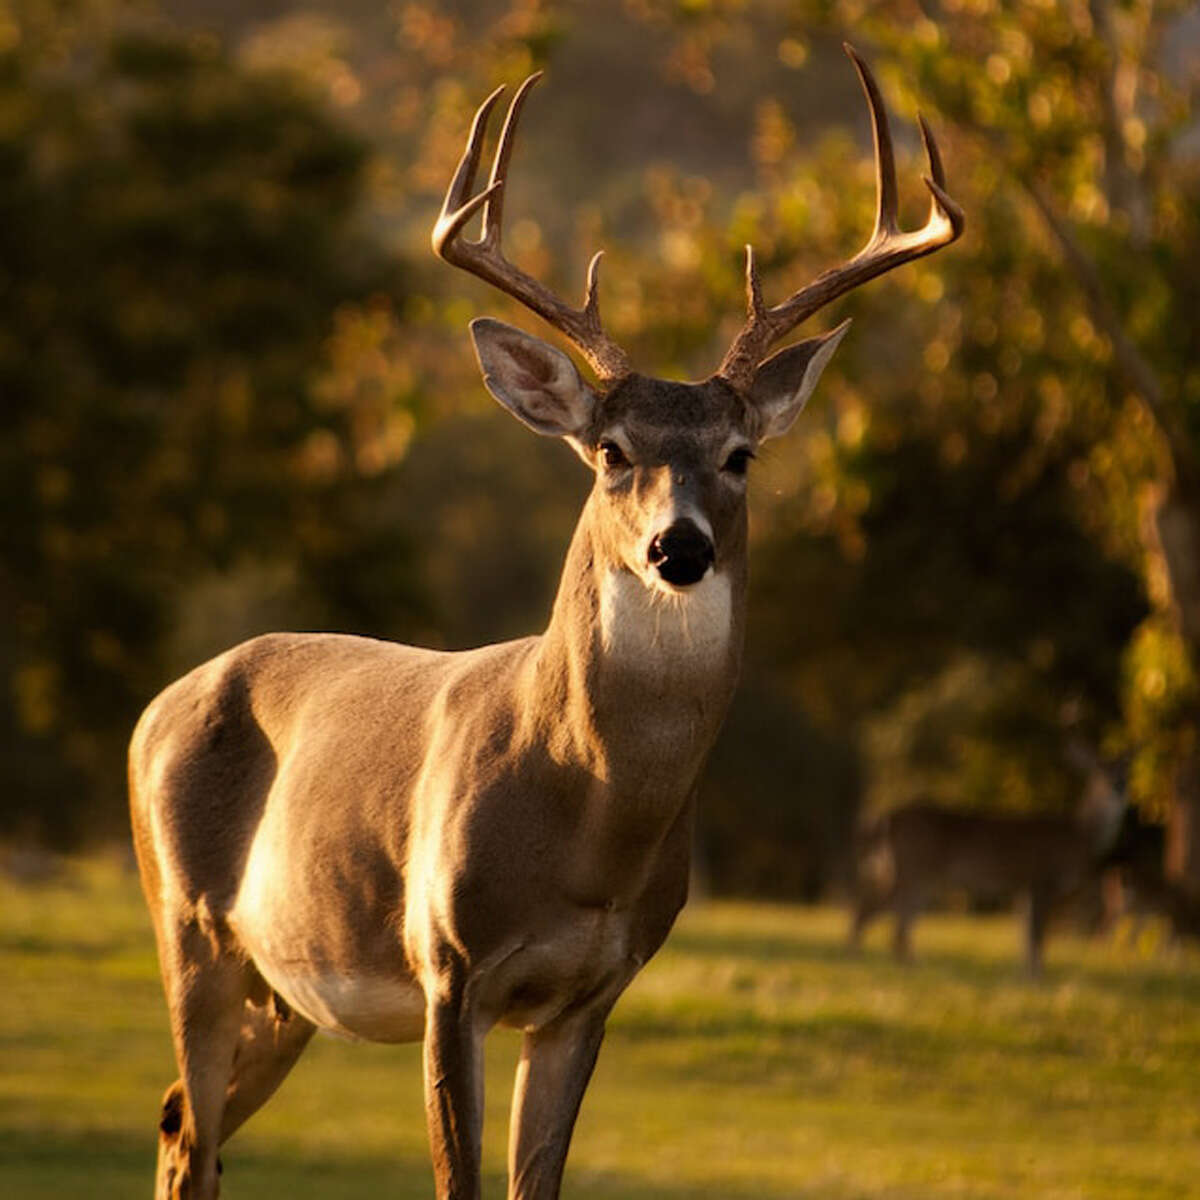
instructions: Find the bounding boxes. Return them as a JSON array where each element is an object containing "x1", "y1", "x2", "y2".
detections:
[{"x1": 648, "y1": 519, "x2": 715, "y2": 587}]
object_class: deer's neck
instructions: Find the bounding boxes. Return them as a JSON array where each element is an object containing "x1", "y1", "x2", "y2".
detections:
[{"x1": 528, "y1": 497, "x2": 746, "y2": 795}]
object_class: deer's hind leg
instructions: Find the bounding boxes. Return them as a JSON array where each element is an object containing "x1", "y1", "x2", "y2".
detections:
[
  {"x1": 219, "y1": 991, "x2": 315, "y2": 1140},
  {"x1": 156, "y1": 943, "x2": 317, "y2": 1196},
  {"x1": 848, "y1": 888, "x2": 888, "y2": 949},
  {"x1": 157, "y1": 1000, "x2": 315, "y2": 1197},
  {"x1": 153, "y1": 916, "x2": 254, "y2": 1200},
  {"x1": 891, "y1": 889, "x2": 921, "y2": 962},
  {"x1": 1024, "y1": 883, "x2": 1056, "y2": 978}
]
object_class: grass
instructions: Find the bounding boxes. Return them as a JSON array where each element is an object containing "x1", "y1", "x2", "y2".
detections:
[{"x1": 2, "y1": 857, "x2": 1199, "y2": 1198}]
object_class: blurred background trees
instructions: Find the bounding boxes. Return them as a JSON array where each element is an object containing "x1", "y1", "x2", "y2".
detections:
[
  {"x1": 0, "y1": 0, "x2": 420, "y2": 841},
  {"x1": 2, "y1": 0, "x2": 1196, "y2": 895}
]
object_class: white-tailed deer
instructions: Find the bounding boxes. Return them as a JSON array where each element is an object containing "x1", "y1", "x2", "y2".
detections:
[
  {"x1": 850, "y1": 751, "x2": 1127, "y2": 975},
  {"x1": 130, "y1": 47, "x2": 961, "y2": 1199}
]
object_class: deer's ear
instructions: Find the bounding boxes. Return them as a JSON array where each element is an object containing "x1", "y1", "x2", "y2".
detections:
[
  {"x1": 748, "y1": 319, "x2": 851, "y2": 441},
  {"x1": 471, "y1": 318, "x2": 595, "y2": 439}
]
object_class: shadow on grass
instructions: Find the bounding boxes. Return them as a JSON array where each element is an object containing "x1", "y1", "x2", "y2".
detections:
[
  {"x1": 0, "y1": 1127, "x2": 807, "y2": 1200},
  {"x1": 0, "y1": 1126, "x2": 436, "y2": 1200},
  {"x1": 668, "y1": 919, "x2": 1030, "y2": 991},
  {"x1": 0, "y1": 931, "x2": 140, "y2": 959},
  {"x1": 871, "y1": 940, "x2": 1200, "y2": 1004},
  {"x1": 667, "y1": 922, "x2": 852, "y2": 967},
  {"x1": 671, "y1": 913, "x2": 1200, "y2": 1002},
  {"x1": 609, "y1": 1002, "x2": 1045, "y2": 1094}
]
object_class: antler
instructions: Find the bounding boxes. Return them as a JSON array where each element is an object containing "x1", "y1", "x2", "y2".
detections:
[
  {"x1": 718, "y1": 44, "x2": 965, "y2": 392},
  {"x1": 433, "y1": 74, "x2": 632, "y2": 384}
]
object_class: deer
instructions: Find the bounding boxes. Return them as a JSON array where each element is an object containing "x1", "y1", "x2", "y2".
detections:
[
  {"x1": 849, "y1": 747, "x2": 1128, "y2": 975},
  {"x1": 129, "y1": 46, "x2": 961, "y2": 1200}
]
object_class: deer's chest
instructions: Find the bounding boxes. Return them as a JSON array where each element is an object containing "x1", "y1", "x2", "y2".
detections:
[
  {"x1": 413, "y1": 804, "x2": 690, "y2": 1032},
  {"x1": 473, "y1": 902, "x2": 648, "y2": 1032},
  {"x1": 593, "y1": 567, "x2": 735, "y2": 781},
  {"x1": 598, "y1": 567, "x2": 732, "y2": 675}
]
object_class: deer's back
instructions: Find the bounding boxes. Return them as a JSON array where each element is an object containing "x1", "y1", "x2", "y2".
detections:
[{"x1": 888, "y1": 803, "x2": 1086, "y2": 893}]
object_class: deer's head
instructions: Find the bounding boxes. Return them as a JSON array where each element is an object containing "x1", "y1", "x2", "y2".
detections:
[{"x1": 434, "y1": 48, "x2": 963, "y2": 598}]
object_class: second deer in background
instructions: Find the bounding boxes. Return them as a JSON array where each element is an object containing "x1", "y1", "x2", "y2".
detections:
[{"x1": 849, "y1": 749, "x2": 1127, "y2": 975}]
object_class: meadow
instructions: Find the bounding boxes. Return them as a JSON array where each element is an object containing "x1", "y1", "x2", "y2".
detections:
[{"x1": 2, "y1": 856, "x2": 1198, "y2": 1199}]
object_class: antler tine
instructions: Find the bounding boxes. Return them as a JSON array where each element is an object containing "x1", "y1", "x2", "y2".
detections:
[
  {"x1": 717, "y1": 45, "x2": 964, "y2": 393},
  {"x1": 846, "y1": 42, "x2": 900, "y2": 242},
  {"x1": 744, "y1": 244, "x2": 767, "y2": 319},
  {"x1": 482, "y1": 72, "x2": 542, "y2": 248},
  {"x1": 433, "y1": 85, "x2": 507, "y2": 253},
  {"x1": 583, "y1": 250, "x2": 606, "y2": 320},
  {"x1": 918, "y1": 114, "x2": 944, "y2": 189},
  {"x1": 918, "y1": 114, "x2": 965, "y2": 237},
  {"x1": 432, "y1": 75, "x2": 632, "y2": 384}
]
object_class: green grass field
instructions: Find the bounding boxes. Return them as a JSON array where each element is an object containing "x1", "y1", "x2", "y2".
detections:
[{"x1": 2, "y1": 857, "x2": 1199, "y2": 1199}]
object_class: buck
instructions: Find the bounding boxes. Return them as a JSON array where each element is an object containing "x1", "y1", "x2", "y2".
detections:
[
  {"x1": 849, "y1": 749, "x2": 1127, "y2": 975},
  {"x1": 130, "y1": 47, "x2": 961, "y2": 1200}
]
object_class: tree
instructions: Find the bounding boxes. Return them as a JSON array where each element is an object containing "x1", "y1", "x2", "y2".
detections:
[
  {"x1": 8, "y1": 0, "x2": 1186, "y2": 899},
  {"x1": 826, "y1": 0, "x2": 1200, "y2": 874},
  {"x1": 588, "y1": 2, "x2": 1155, "y2": 825},
  {"x1": 0, "y1": 2, "x2": 416, "y2": 842},
  {"x1": 309, "y1": 0, "x2": 1158, "y2": 888}
]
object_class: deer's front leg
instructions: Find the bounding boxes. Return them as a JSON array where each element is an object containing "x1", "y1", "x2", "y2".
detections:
[
  {"x1": 423, "y1": 967, "x2": 487, "y2": 1200},
  {"x1": 506, "y1": 1007, "x2": 609, "y2": 1200}
]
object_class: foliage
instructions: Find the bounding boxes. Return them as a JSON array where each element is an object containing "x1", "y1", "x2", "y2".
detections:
[
  {"x1": 773, "y1": 2, "x2": 1197, "y2": 820},
  {"x1": 1123, "y1": 614, "x2": 1198, "y2": 817},
  {"x1": 698, "y1": 673, "x2": 861, "y2": 897},
  {"x1": 599, "y1": 0, "x2": 1191, "y2": 821},
  {"x1": 0, "y1": 1, "x2": 420, "y2": 841},
  {"x1": 3, "y1": 0, "x2": 1197, "y2": 887},
  {"x1": 366, "y1": 0, "x2": 1159, "y2": 847}
]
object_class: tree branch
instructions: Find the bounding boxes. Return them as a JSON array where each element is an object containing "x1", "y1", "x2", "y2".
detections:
[
  {"x1": 1089, "y1": 0, "x2": 1150, "y2": 244},
  {"x1": 1020, "y1": 178, "x2": 1194, "y2": 484}
]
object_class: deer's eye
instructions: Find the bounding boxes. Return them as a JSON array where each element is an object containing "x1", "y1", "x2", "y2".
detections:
[
  {"x1": 600, "y1": 441, "x2": 630, "y2": 470},
  {"x1": 722, "y1": 447, "x2": 754, "y2": 476}
]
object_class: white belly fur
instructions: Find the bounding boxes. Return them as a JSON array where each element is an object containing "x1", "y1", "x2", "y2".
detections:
[
  {"x1": 257, "y1": 959, "x2": 426, "y2": 1043},
  {"x1": 232, "y1": 825, "x2": 425, "y2": 1043}
]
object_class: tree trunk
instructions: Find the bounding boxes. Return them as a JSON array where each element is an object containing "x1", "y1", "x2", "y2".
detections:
[
  {"x1": 1152, "y1": 482, "x2": 1200, "y2": 653},
  {"x1": 1165, "y1": 763, "x2": 1200, "y2": 887},
  {"x1": 1018, "y1": 123, "x2": 1200, "y2": 885},
  {"x1": 1146, "y1": 482, "x2": 1200, "y2": 887}
]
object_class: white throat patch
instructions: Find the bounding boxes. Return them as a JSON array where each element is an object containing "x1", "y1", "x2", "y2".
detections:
[{"x1": 599, "y1": 568, "x2": 732, "y2": 670}]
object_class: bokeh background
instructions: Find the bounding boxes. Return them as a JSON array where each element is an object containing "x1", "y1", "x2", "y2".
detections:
[{"x1": 4, "y1": 0, "x2": 1200, "y2": 899}]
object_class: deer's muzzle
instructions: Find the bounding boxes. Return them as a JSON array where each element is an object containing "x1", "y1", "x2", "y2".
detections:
[{"x1": 647, "y1": 519, "x2": 715, "y2": 588}]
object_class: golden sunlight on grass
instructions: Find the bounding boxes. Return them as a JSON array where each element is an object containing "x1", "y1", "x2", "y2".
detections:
[{"x1": 2, "y1": 861, "x2": 1198, "y2": 1198}]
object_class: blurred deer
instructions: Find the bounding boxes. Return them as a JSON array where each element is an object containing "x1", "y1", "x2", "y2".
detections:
[
  {"x1": 130, "y1": 47, "x2": 961, "y2": 1200},
  {"x1": 850, "y1": 746, "x2": 1126, "y2": 975}
]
